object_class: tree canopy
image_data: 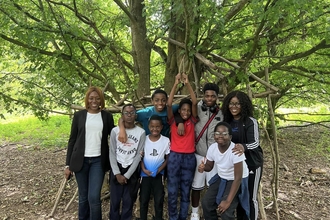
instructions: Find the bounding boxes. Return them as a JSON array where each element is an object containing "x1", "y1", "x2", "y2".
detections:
[{"x1": 1, "y1": 0, "x2": 330, "y2": 118}]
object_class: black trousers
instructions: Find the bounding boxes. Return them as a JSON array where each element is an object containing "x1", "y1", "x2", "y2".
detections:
[
  {"x1": 139, "y1": 174, "x2": 165, "y2": 220},
  {"x1": 109, "y1": 164, "x2": 140, "y2": 220},
  {"x1": 202, "y1": 178, "x2": 239, "y2": 220}
]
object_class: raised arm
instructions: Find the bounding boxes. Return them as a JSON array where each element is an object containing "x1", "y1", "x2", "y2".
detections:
[
  {"x1": 181, "y1": 73, "x2": 197, "y2": 118},
  {"x1": 167, "y1": 73, "x2": 181, "y2": 120},
  {"x1": 117, "y1": 117, "x2": 128, "y2": 143}
]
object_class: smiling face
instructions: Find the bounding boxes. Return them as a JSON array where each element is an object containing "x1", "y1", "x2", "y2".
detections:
[
  {"x1": 151, "y1": 93, "x2": 167, "y2": 113},
  {"x1": 179, "y1": 103, "x2": 192, "y2": 120},
  {"x1": 229, "y1": 96, "x2": 242, "y2": 120},
  {"x1": 214, "y1": 125, "x2": 232, "y2": 147},
  {"x1": 203, "y1": 90, "x2": 217, "y2": 107},
  {"x1": 87, "y1": 91, "x2": 101, "y2": 113},
  {"x1": 148, "y1": 119, "x2": 163, "y2": 138}
]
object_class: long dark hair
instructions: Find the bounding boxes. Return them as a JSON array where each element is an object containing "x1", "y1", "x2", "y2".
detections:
[{"x1": 222, "y1": 91, "x2": 253, "y2": 122}]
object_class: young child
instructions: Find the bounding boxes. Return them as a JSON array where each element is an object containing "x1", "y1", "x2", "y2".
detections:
[
  {"x1": 199, "y1": 122, "x2": 249, "y2": 220},
  {"x1": 109, "y1": 104, "x2": 146, "y2": 220},
  {"x1": 139, "y1": 115, "x2": 170, "y2": 220},
  {"x1": 167, "y1": 73, "x2": 198, "y2": 220}
]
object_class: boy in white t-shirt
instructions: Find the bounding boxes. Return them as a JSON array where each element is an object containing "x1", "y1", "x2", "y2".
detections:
[
  {"x1": 198, "y1": 122, "x2": 249, "y2": 220},
  {"x1": 140, "y1": 115, "x2": 170, "y2": 220}
]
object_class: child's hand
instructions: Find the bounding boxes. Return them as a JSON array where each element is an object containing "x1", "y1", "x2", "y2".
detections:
[
  {"x1": 118, "y1": 129, "x2": 128, "y2": 143},
  {"x1": 177, "y1": 123, "x2": 185, "y2": 135},
  {"x1": 144, "y1": 170, "x2": 153, "y2": 176},
  {"x1": 217, "y1": 200, "x2": 230, "y2": 214},
  {"x1": 198, "y1": 160, "x2": 205, "y2": 173},
  {"x1": 181, "y1": 73, "x2": 189, "y2": 84},
  {"x1": 175, "y1": 73, "x2": 182, "y2": 85},
  {"x1": 116, "y1": 174, "x2": 127, "y2": 185}
]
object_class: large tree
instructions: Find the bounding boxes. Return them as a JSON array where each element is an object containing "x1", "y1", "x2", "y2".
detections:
[{"x1": 0, "y1": 0, "x2": 329, "y2": 118}]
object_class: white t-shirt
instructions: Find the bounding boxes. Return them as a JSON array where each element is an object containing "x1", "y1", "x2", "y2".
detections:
[
  {"x1": 85, "y1": 112, "x2": 103, "y2": 157},
  {"x1": 111, "y1": 126, "x2": 145, "y2": 168},
  {"x1": 141, "y1": 135, "x2": 170, "y2": 177},
  {"x1": 206, "y1": 141, "x2": 249, "y2": 180}
]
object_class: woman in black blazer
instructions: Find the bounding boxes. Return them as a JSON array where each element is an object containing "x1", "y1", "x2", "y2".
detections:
[{"x1": 64, "y1": 86, "x2": 114, "y2": 220}]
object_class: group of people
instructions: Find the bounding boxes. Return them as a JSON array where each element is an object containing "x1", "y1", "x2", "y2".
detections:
[{"x1": 64, "y1": 73, "x2": 263, "y2": 220}]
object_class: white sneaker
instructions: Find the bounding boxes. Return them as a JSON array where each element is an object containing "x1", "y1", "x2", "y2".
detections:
[{"x1": 190, "y1": 212, "x2": 200, "y2": 220}]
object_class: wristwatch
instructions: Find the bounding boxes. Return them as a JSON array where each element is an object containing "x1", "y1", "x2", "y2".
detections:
[{"x1": 65, "y1": 165, "x2": 69, "y2": 169}]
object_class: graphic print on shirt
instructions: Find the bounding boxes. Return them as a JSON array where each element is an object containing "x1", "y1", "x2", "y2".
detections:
[
  {"x1": 141, "y1": 135, "x2": 170, "y2": 177},
  {"x1": 150, "y1": 149, "x2": 159, "y2": 156},
  {"x1": 117, "y1": 134, "x2": 140, "y2": 155}
]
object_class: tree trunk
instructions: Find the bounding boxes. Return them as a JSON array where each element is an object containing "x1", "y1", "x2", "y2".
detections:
[
  {"x1": 130, "y1": 0, "x2": 151, "y2": 99},
  {"x1": 164, "y1": 6, "x2": 182, "y2": 93}
]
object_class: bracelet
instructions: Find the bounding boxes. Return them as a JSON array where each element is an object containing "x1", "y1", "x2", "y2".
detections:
[{"x1": 65, "y1": 165, "x2": 69, "y2": 169}]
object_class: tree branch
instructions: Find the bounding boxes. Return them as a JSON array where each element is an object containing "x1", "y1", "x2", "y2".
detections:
[
  {"x1": 223, "y1": 0, "x2": 250, "y2": 23},
  {"x1": 210, "y1": 53, "x2": 280, "y2": 91},
  {"x1": 114, "y1": 0, "x2": 134, "y2": 21},
  {"x1": 278, "y1": 67, "x2": 330, "y2": 85},
  {"x1": 278, "y1": 120, "x2": 330, "y2": 129},
  {"x1": 0, "y1": 33, "x2": 72, "y2": 60},
  {"x1": 272, "y1": 40, "x2": 330, "y2": 69},
  {"x1": 0, "y1": 92, "x2": 70, "y2": 115}
]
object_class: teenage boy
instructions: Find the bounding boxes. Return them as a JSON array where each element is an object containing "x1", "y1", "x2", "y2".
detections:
[{"x1": 190, "y1": 83, "x2": 223, "y2": 220}]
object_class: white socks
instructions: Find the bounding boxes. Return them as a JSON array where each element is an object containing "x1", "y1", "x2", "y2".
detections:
[{"x1": 191, "y1": 206, "x2": 199, "y2": 213}]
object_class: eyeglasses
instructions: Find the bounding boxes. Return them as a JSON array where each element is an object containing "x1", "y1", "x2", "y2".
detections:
[
  {"x1": 123, "y1": 111, "x2": 136, "y2": 116},
  {"x1": 229, "y1": 102, "x2": 241, "y2": 107},
  {"x1": 214, "y1": 131, "x2": 229, "y2": 137}
]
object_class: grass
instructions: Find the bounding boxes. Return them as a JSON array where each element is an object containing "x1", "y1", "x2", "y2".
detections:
[
  {"x1": 275, "y1": 106, "x2": 330, "y2": 159},
  {"x1": 277, "y1": 105, "x2": 330, "y2": 127},
  {"x1": 0, "y1": 113, "x2": 121, "y2": 149},
  {"x1": 0, "y1": 115, "x2": 72, "y2": 148}
]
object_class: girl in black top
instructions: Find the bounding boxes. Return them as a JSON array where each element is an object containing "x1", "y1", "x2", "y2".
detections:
[{"x1": 222, "y1": 91, "x2": 263, "y2": 220}]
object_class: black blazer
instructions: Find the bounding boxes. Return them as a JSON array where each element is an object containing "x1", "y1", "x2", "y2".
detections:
[{"x1": 65, "y1": 109, "x2": 114, "y2": 172}]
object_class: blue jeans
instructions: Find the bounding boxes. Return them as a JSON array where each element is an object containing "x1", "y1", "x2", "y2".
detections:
[
  {"x1": 75, "y1": 156, "x2": 105, "y2": 220},
  {"x1": 167, "y1": 151, "x2": 196, "y2": 220}
]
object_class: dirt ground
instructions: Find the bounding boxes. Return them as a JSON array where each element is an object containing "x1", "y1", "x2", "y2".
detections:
[{"x1": 1, "y1": 125, "x2": 329, "y2": 220}]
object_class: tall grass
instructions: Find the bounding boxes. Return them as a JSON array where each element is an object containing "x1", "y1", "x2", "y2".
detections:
[{"x1": 0, "y1": 115, "x2": 72, "y2": 148}]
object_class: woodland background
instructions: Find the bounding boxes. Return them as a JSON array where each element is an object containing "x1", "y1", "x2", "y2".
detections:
[
  {"x1": 0, "y1": 1, "x2": 330, "y2": 219},
  {"x1": 1, "y1": 0, "x2": 329, "y2": 118}
]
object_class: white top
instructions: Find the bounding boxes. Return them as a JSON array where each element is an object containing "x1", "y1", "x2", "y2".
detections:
[
  {"x1": 141, "y1": 135, "x2": 170, "y2": 177},
  {"x1": 206, "y1": 141, "x2": 249, "y2": 180},
  {"x1": 110, "y1": 126, "x2": 145, "y2": 168},
  {"x1": 85, "y1": 112, "x2": 103, "y2": 157}
]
